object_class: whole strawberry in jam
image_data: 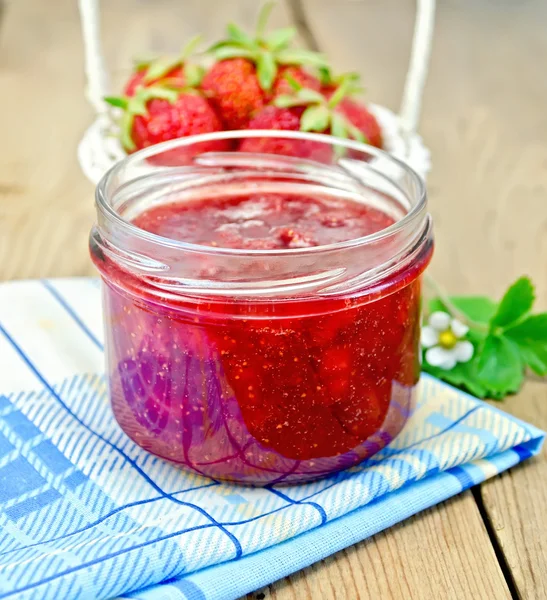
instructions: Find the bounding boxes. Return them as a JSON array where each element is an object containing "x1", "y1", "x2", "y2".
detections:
[
  {"x1": 104, "y1": 86, "x2": 227, "y2": 164},
  {"x1": 123, "y1": 35, "x2": 204, "y2": 97},
  {"x1": 201, "y1": 3, "x2": 326, "y2": 129}
]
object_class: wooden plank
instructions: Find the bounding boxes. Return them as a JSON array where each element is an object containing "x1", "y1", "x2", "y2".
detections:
[
  {"x1": 481, "y1": 384, "x2": 547, "y2": 599},
  {"x1": 248, "y1": 492, "x2": 511, "y2": 600}
]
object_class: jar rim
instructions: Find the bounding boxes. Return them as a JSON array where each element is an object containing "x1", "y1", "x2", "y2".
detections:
[{"x1": 95, "y1": 130, "x2": 427, "y2": 258}]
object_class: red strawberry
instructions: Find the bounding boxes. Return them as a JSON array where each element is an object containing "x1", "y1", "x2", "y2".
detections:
[
  {"x1": 270, "y1": 66, "x2": 321, "y2": 99},
  {"x1": 330, "y1": 96, "x2": 383, "y2": 149},
  {"x1": 122, "y1": 35, "x2": 204, "y2": 97},
  {"x1": 104, "y1": 86, "x2": 227, "y2": 164},
  {"x1": 239, "y1": 78, "x2": 381, "y2": 158},
  {"x1": 239, "y1": 105, "x2": 330, "y2": 161},
  {"x1": 201, "y1": 3, "x2": 327, "y2": 129}
]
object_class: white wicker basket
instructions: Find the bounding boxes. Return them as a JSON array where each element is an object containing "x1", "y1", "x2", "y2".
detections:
[{"x1": 77, "y1": 0, "x2": 436, "y2": 184}]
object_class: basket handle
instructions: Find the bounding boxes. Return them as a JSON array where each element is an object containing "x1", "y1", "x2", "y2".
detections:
[{"x1": 78, "y1": 0, "x2": 436, "y2": 134}]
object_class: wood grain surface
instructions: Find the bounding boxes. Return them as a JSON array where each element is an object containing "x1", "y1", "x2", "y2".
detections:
[{"x1": 0, "y1": 1, "x2": 546, "y2": 599}]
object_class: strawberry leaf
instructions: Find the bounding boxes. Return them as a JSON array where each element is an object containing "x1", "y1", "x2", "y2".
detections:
[
  {"x1": 226, "y1": 23, "x2": 254, "y2": 47},
  {"x1": 213, "y1": 46, "x2": 255, "y2": 61},
  {"x1": 491, "y1": 276, "x2": 535, "y2": 329},
  {"x1": 429, "y1": 296, "x2": 497, "y2": 327},
  {"x1": 296, "y1": 88, "x2": 325, "y2": 104},
  {"x1": 476, "y1": 335, "x2": 523, "y2": 399},
  {"x1": 274, "y1": 95, "x2": 310, "y2": 108},
  {"x1": 256, "y1": 2, "x2": 275, "y2": 39},
  {"x1": 346, "y1": 122, "x2": 367, "y2": 143},
  {"x1": 144, "y1": 56, "x2": 182, "y2": 83},
  {"x1": 330, "y1": 112, "x2": 348, "y2": 140},
  {"x1": 505, "y1": 313, "x2": 547, "y2": 375},
  {"x1": 276, "y1": 48, "x2": 329, "y2": 67},
  {"x1": 120, "y1": 112, "x2": 136, "y2": 152},
  {"x1": 184, "y1": 64, "x2": 205, "y2": 88},
  {"x1": 265, "y1": 27, "x2": 297, "y2": 51},
  {"x1": 180, "y1": 34, "x2": 203, "y2": 60},
  {"x1": 423, "y1": 360, "x2": 488, "y2": 399},
  {"x1": 300, "y1": 105, "x2": 330, "y2": 132},
  {"x1": 256, "y1": 51, "x2": 277, "y2": 91},
  {"x1": 104, "y1": 96, "x2": 128, "y2": 110}
]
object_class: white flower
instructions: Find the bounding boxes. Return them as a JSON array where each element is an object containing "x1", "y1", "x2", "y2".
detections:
[{"x1": 421, "y1": 311, "x2": 474, "y2": 370}]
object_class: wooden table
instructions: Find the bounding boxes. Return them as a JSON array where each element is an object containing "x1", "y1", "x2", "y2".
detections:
[{"x1": 1, "y1": 1, "x2": 546, "y2": 598}]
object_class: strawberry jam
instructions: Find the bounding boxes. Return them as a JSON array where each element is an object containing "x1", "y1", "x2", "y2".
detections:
[{"x1": 90, "y1": 132, "x2": 432, "y2": 485}]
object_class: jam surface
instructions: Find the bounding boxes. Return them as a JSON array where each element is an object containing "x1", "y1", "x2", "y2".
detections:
[
  {"x1": 133, "y1": 191, "x2": 395, "y2": 249},
  {"x1": 96, "y1": 189, "x2": 429, "y2": 485}
]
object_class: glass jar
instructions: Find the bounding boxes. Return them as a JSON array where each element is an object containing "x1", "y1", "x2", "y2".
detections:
[{"x1": 90, "y1": 131, "x2": 433, "y2": 485}]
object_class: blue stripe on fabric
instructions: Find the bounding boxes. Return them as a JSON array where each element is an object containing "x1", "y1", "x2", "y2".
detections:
[
  {"x1": 447, "y1": 466, "x2": 475, "y2": 491},
  {"x1": 0, "y1": 323, "x2": 242, "y2": 562},
  {"x1": 41, "y1": 280, "x2": 104, "y2": 351},
  {"x1": 512, "y1": 443, "x2": 534, "y2": 461},
  {"x1": 266, "y1": 487, "x2": 327, "y2": 525}
]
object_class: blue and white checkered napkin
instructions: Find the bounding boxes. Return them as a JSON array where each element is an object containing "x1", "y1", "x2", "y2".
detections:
[{"x1": 0, "y1": 278, "x2": 543, "y2": 600}]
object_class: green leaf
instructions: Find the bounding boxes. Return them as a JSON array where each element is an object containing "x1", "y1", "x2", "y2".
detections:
[
  {"x1": 346, "y1": 122, "x2": 367, "y2": 143},
  {"x1": 300, "y1": 105, "x2": 330, "y2": 132},
  {"x1": 180, "y1": 34, "x2": 203, "y2": 60},
  {"x1": 516, "y1": 343, "x2": 547, "y2": 376},
  {"x1": 491, "y1": 276, "x2": 535, "y2": 329},
  {"x1": 104, "y1": 96, "x2": 128, "y2": 110},
  {"x1": 327, "y1": 78, "x2": 352, "y2": 109},
  {"x1": 429, "y1": 296, "x2": 497, "y2": 326},
  {"x1": 273, "y1": 95, "x2": 310, "y2": 108},
  {"x1": 505, "y1": 313, "x2": 547, "y2": 376},
  {"x1": 256, "y1": 1, "x2": 275, "y2": 39},
  {"x1": 184, "y1": 64, "x2": 205, "y2": 88},
  {"x1": 265, "y1": 27, "x2": 296, "y2": 50},
  {"x1": 423, "y1": 360, "x2": 488, "y2": 399},
  {"x1": 476, "y1": 335, "x2": 523, "y2": 398},
  {"x1": 296, "y1": 88, "x2": 325, "y2": 104},
  {"x1": 330, "y1": 112, "x2": 348, "y2": 140},
  {"x1": 226, "y1": 23, "x2": 254, "y2": 47},
  {"x1": 144, "y1": 56, "x2": 181, "y2": 82},
  {"x1": 120, "y1": 111, "x2": 136, "y2": 152},
  {"x1": 505, "y1": 313, "x2": 547, "y2": 340},
  {"x1": 213, "y1": 45, "x2": 255, "y2": 61},
  {"x1": 256, "y1": 51, "x2": 277, "y2": 91},
  {"x1": 276, "y1": 48, "x2": 329, "y2": 67}
]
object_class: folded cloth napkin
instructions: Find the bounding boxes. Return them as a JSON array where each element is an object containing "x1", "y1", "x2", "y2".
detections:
[{"x1": 0, "y1": 278, "x2": 543, "y2": 600}]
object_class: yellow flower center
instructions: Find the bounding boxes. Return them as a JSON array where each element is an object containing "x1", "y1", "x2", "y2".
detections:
[{"x1": 438, "y1": 329, "x2": 458, "y2": 350}]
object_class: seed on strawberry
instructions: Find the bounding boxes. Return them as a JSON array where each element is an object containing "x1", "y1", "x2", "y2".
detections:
[
  {"x1": 105, "y1": 86, "x2": 228, "y2": 163},
  {"x1": 201, "y1": 2, "x2": 327, "y2": 129}
]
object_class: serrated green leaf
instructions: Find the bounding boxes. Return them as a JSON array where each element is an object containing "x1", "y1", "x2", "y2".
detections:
[
  {"x1": 144, "y1": 56, "x2": 181, "y2": 83},
  {"x1": 491, "y1": 276, "x2": 535, "y2": 329},
  {"x1": 226, "y1": 23, "x2": 254, "y2": 47},
  {"x1": 213, "y1": 45, "x2": 255, "y2": 61},
  {"x1": 429, "y1": 296, "x2": 497, "y2": 326},
  {"x1": 422, "y1": 360, "x2": 487, "y2": 398},
  {"x1": 276, "y1": 49, "x2": 329, "y2": 67},
  {"x1": 476, "y1": 335, "x2": 523, "y2": 397},
  {"x1": 104, "y1": 96, "x2": 128, "y2": 110},
  {"x1": 330, "y1": 112, "x2": 348, "y2": 140},
  {"x1": 265, "y1": 27, "x2": 296, "y2": 50},
  {"x1": 300, "y1": 105, "x2": 330, "y2": 132},
  {"x1": 256, "y1": 51, "x2": 277, "y2": 90}
]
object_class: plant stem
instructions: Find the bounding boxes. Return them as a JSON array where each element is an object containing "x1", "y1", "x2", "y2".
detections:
[{"x1": 423, "y1": 272, "x2": 490, "y2": 333}]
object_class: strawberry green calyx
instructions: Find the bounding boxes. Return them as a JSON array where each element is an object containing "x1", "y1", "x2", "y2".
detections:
[
  {"x1": 105, "y1": 86, "x2": 179, "y2": 152},
  {"x1": 131, "y1": 35, "x2": 205, "y2": 89},
  {"x1": 273, "y1": 76, "x2": 368, "y2": 143},
  {"x1": 206, "y1": 2, "x2": 328, "y2": 91}
]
